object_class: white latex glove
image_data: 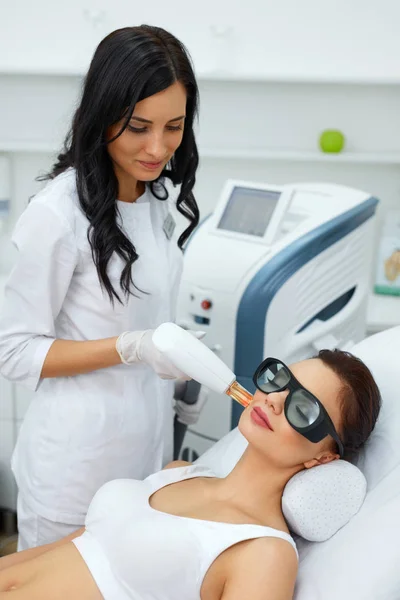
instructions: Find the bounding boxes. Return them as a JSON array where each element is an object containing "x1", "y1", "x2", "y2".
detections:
[
  {"x1": 174, "y1": 388, "x2": 209, "y2": 426},
  {"x1": 116, "y1": 329, "x2": 205, "y2": 380}
]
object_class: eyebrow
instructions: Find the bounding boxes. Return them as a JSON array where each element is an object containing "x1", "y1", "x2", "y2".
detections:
[{"x1": 130, "y1": 115, "x2": 185, "y2": 124}]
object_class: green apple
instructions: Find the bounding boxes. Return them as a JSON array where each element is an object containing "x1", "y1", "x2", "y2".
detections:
[{"x1": 319, "y1": 130, "x2": 345, "y2": 153}]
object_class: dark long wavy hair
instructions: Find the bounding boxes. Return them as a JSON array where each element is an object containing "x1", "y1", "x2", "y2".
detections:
[{"x1": 43, "y1": 25, "x2": 200, "y2": 303}]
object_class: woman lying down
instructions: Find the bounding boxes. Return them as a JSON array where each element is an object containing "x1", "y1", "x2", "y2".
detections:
[{"x1": 0, "y1": 349, "x2": 380, "y2": 600}]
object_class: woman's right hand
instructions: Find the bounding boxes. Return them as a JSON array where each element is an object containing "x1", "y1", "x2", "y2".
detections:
[{"x1": 116, "y1": 329, "x2": 204, "y2": 380}]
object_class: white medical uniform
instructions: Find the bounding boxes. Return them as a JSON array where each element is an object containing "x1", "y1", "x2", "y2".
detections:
[{"x1": 0, "y1": 168, "x2": 183, "y2": 540}]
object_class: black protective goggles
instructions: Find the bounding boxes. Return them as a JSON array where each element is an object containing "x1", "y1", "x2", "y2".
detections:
[{"x1": 252, "y1": 357, "x2": 344, "y2": 458}]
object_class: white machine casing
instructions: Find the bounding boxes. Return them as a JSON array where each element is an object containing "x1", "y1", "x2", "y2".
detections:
[{"x1": 177, "y1": 180, "x2": 378, "y2": 458}]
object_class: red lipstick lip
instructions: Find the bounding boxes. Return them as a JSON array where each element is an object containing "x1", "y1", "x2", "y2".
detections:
[{"x1": 253, "y1": 407, "x2": 274, "y2": 430}]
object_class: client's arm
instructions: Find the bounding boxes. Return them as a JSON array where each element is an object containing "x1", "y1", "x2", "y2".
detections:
[
  {"x1": 221, "y1": 537, "x2": 298, "y2": 600},
  {"x1": 0, "y1": 527, "x2": 85, "y2": 572}
]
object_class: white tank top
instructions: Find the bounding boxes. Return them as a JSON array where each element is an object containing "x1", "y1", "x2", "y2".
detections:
[{"x1": 73, "y1": 464, "x2": 297, "y2": 600}]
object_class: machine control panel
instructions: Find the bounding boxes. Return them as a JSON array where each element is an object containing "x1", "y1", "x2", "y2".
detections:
[{"x1": 212, "y1": 180, "x2": 293, "y2": 246}]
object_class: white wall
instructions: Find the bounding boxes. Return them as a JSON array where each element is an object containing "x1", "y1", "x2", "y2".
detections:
[
  {"x1": 1, "y1": 76, "x2": 400, "y2": 233},
  {"x1": 0, "y1": 75, "x2": 399, "y2": 295},
  {"x1": 0, "y1": 3, "x2": 399, "y2": 322},
  {"x1": 2, "y1": 0, "x2": 400, "y2": 83}
]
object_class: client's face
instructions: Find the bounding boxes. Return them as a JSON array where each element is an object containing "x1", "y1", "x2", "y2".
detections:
[{"x1": 238, "y1": 358, "x2": 343, "y2": 470}]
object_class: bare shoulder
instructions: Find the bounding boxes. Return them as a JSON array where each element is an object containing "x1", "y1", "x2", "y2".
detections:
[
  {"x1": 163, "y1": 460, "x2": 191, "y2": 470},
  {"x1": 233, "y1": 535, "x2": 298, "y2": 572},
  {"x1": 220, "y1": 536, "x2": 298, "y2": 600}
]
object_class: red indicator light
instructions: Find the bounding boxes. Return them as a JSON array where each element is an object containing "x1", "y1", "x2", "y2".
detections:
[{"x1": 201, "y1": 299, "x2": 212, "y2": 310}]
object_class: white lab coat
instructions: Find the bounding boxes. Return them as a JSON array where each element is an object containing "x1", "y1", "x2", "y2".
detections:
[{"x1": 0, "y1": 169, "x2": 183, "y2": 523}]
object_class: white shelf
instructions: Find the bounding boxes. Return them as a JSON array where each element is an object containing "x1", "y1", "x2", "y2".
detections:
[
  {"x1": 0, "y1": 141, "x2": 57, "y2": 153},
  {"x1": 367, "y1": 293, "x2": 400, "y2": 334},
  {"x1": 2, "y1": 67, "x2": 400, "y2": 86},
  {"x1": 200, "y1": 148, "x2": 400, "y2": 165},
  {"x1": 201, "y1": 73, "x2": 400, "y2": 86},
  {"x1": 2, "y1": 141, "x2": 400, "y2": 165}
]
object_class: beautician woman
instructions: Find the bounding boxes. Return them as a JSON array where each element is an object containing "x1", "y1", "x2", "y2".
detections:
[{"x1": 0, "y1": 25, "x2": 200, "y2": 550}]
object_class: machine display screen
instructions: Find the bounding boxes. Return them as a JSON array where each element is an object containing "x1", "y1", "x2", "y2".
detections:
[{"x1": 217, "y1": 186, "x2": 282, "y2": 237}]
